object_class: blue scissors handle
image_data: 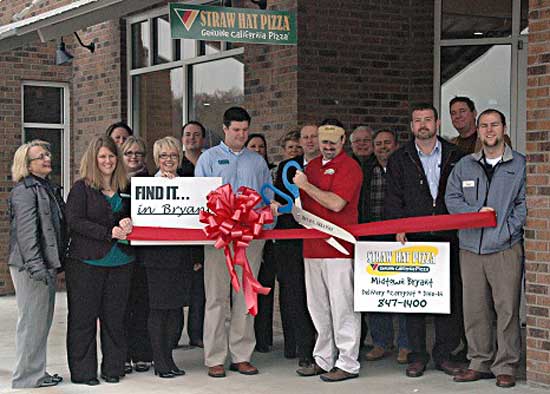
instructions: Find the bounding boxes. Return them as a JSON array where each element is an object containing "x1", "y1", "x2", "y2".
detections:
[
  {"x1": 282, "y1": 160, "x2": 302, "y2": 199},
  {"x1": 260, "y1": 184, "x2": 294, "y2": 214}
]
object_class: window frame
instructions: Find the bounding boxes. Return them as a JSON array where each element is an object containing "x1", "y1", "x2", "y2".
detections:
[{"x1": 21, "y1": 80, "x2": 71, "y2": 196}]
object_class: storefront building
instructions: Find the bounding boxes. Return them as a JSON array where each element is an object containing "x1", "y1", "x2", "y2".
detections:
[{"x1": 0, "y1": 0, "x2": 549, "y2": 387}]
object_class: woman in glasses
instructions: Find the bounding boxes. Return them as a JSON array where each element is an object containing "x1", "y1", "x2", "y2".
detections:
[
  {"x1": 120, "y1": 136, "x2": 153, "y2": 374},
  {"x1": 8, "y1": 140, "x2": 66, "y2": 388},
  {"x1": 65, "y1": 136, "x2": 134, "y2": 386},
  {"x1": 140, "y1": 136, "x2": 193, "y2": 378}
]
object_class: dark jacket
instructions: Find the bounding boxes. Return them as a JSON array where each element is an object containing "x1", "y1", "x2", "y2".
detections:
[
  {"x1": 8, "y1": 176, "x2": 66, "y2": 272},
  {"x1": 384, "y1": 137, "x2": 464, "y2": 241},
  {"x1": 66, "y1": 179, "x2": 133, "y2": 260},
  {"x1": 358, "y1": 154, "x2": 382, "y2": 223},
  {"x1": 273, "y1": 155, "x2": 305, "y2": 229}
]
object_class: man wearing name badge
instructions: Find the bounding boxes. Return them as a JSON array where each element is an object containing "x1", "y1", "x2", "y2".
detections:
[
  {"x1": 384, "y1": 103, "x2": 466, "y2": 378},
  {"x1": 445, "y1": 109, "x2": 526, "y2": 389},
  {"x1": 195, "y1": 107, "x2": 272, "y2": 378},
  {"x1": 289, "y1": 119, "x2": 363, "y2": 382}
]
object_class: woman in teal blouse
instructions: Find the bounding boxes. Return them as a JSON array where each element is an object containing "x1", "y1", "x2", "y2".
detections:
[{"x1": 65, "y1": 136, "x2": 134, "y2": 386}]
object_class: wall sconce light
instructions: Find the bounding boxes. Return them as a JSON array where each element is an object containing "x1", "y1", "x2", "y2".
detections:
[{"x1": 55, "y1": 32, "x2": 95, "y2": 65}]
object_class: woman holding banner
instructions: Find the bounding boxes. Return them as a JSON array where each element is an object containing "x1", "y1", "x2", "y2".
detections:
[
  {"x1": 121, "y1": 136, "x2": 153, "y2": 374},
  {"x1": 140, "y1": 136, "x2": 193, "y2": 378},
  {"x1": 65, "y1": 136, "x2": 134, "y2": 385}
]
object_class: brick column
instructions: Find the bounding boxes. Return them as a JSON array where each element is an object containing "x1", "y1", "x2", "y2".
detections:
[{"x1": 526, "y1": 0, "x2": 550, "y2": 387}]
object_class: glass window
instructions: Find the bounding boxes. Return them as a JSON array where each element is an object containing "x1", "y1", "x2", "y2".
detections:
[
  {"x1": 131, "y1": 20, "x2": 150, "y2": 69},
  {"x1": 199, "y1": 41, "x2": 222, "y2": 56},
  {"x1": 441, "y1": 0, "x2": 512, "y2": 39},
  {"x1": 521, "y1": 0, "x2": 529, "y2": 35},
  {"x1": 189, "y1": 56, "x2": 245, "y2": 147},
  {"x1": 440, "y1": 45, "x2": 511, "y2": 141},
  {"x1": 24, "y1": 128, "x2": 63, "y2": 186},
  {"x1": 132, "y1": 68, "x2": 184, "y2": 170},
  {"x1": 23, "y1": 85, "x2": 62, "y2": 124},
  {"x1": 153, "y1": 15, "x2": 181, "y2": 65}
]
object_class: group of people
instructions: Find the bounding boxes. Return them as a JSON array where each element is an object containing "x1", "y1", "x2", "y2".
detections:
[{"x1": 7, "y1": 97, "x2": 525, "y2": 389}]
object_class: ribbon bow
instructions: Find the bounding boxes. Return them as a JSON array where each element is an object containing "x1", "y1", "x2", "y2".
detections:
[{"x1": 199, "y1": 184, "x2": 274, "y2": 315}]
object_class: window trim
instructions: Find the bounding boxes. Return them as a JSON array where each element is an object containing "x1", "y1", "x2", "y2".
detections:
[{"x1": 21, "y1": 80, "x2": 71, "y2": 197}]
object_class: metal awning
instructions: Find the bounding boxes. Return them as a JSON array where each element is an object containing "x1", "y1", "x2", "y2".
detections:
[{"x1": 0, "y1": 0, "x2": 161, "y2": 52}]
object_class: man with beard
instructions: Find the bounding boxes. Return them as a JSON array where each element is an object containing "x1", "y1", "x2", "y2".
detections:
[
  {"x1": 385, "y1": 103, "x2": 465, "y2": 378},
  {"x1": 446, "y1": 109, "x2": 526, "y2": 388},
  {"x1": 287, "y1": 119, "x2": 363, "y2": 382},
  {"x1": 359, "y1": 130, "x2": 410, "y2": 364}
]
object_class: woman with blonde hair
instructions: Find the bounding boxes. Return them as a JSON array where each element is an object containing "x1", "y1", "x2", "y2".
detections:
[
  {"x1": 141, "y1": 136, "x2": 193, "y2": 378},
  {"x1": 65, "y1": 135, "x2": 134, "y2": 386},
  {"x1": 8, "y1": 140, "x2": 66, "y2": 388}
]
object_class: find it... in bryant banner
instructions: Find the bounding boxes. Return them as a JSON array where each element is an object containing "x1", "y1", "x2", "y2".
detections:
[
  {"x1": 131, "y1": 177, "x2": 222, "y2": 230},
  {"x1": 169, "y1": 3, "x2": 296, "y2": 45},
  {"x1": 354, "y1": 241, "x2": 450, "y2": 314}
]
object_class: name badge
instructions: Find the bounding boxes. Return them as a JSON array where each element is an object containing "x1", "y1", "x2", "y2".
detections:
[
  {"x1": 217, "y1": 159, "x2": 230, "y2": 165},
  {"x1": 462, "y1": 180, "x2": 475, "y2": 188}
]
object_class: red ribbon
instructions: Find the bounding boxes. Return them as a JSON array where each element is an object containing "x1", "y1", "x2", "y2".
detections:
[{"x1": 198, "y1": 184, "x2": 274, "y2": 316}]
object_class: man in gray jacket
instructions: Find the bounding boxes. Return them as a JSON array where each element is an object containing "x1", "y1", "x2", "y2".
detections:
[{"x1": 445, "y1": 109, "x2": 526, "y2": 389}]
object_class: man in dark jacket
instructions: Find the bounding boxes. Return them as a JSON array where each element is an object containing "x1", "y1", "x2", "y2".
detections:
[{"x1": 384, "y1": 103, "x2": 465, "y2": 378}]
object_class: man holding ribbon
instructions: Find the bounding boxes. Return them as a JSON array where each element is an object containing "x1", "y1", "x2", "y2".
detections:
[
  {"x1": 384, "y1": 103, "x2": 466, "y2": 378},
  {"x1": 290, "y1": 119, "x2": 363, "y2": 382},
  {"x1": 446, "y1": 109, "x2": 526, "y2": 388},
  {"x1": 195, "y1": 107, "x2": 272, "y2": 378}
]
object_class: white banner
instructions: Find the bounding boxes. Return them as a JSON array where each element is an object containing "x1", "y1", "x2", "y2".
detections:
[
  {"x1": 131, "y1": 176, "x2": 222, "y2": 229},
  {"x1": 354, "y1": 241, "x2": 450, "y2": 314}
]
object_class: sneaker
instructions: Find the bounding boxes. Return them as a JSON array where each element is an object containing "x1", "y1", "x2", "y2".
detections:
[
  {"x1": 296, "y1": 362, "x2": 327, "y2": 377},
  {"x1": 320, "y1": 367, "x2": 359, "y2": 382}
]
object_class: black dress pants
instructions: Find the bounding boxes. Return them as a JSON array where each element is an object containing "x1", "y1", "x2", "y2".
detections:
[
  {"x1": 148, "y1": 309, "x2": 181, "y2": 372},
  {"x1": 65, "y1": 260, "x2": 131, "y2": 381},
  {"x1": 406, "y1": 246, "x2": 464, "y2": 365},
  {"x1": 125, "y1": 263, "x2": 153, "y2": 363},
  {"x1": 255, "y1": 239, "x2": 315, "y2": 362}
]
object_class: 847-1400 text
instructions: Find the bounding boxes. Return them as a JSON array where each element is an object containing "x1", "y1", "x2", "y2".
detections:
[{"x1": 377, "y1": 298, "x2": 427, "y2": 308}]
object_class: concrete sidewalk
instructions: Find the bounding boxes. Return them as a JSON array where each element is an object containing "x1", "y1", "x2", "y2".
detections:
[{"x1": 0, "y1": 292, "x2": 546, "y2": 394}]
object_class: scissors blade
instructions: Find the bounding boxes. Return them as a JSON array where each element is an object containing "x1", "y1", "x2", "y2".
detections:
[
  {"x1": 325, "y1": 237, "x2": 350, "y2": 255},
  {"x1": 291, "y1": 205, "x2": 357, "y2": 244}
]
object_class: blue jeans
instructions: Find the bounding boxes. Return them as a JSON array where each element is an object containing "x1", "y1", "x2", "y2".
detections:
[{"x1": 368, "y1": 313, "x2": 408, "y2": 350}]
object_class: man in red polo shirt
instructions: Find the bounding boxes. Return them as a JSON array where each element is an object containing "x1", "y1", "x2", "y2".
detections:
[{"x1": 293, "y1": 119, "x2": 363, "y2": 382}]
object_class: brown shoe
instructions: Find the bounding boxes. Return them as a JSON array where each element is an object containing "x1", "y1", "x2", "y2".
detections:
[
  {"x1": 320, "y1": 367, "x2": 359, "y2": 382},
  {"x1": 365, "y1": 345, "x2": 386, "y2": 361},
  {"x1": 207, "y1": 365, "x2": 226, "y2": 378},
  {"x1": 229, "y1": 362, "x2": 258, "y2": 375},
  {"x1": 454, "y1": 369, "x2": 495, "y2": 382},
  {"x1": 435, "y1": 360, "x2": 465, "y2": 376},
  {"x1": 496, "y1": 374, "x2": 516, "y2": 388},
  {"x1": 406, "y1": 361, "x2": 427, "y2": 377},
  {"x1": 296, "y1": 362, "x2": 327, "y2": 377},
  {"x1": 397, "y1": 348, "x2": 410, "y2": 364}
]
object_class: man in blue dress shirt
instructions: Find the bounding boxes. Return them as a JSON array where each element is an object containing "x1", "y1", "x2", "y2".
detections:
[{"x1": 195, "y1": 107, "x2": 272, "y2": 378}]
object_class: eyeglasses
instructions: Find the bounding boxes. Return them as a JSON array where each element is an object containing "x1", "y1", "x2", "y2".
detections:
[
  {"x1": 352, "y1": 138, "x2": 372, "y2": 144},
  {"x1": 159, "y1": 153, "x2": 179, "y2": 160},
  {"x1": 28, "y1": 151, "x2": 52, "y2": 162},
  {"x1": 124, "y1": 151, "x2": 144, "y2": 158}
]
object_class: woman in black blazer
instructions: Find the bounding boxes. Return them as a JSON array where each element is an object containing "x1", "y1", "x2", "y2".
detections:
[
  {"x1": 141, "y1": 136, "x2": 193, "y2": 378},
  {"x1": 65, "y1": 136, "x2": 134, "y2": 386}
]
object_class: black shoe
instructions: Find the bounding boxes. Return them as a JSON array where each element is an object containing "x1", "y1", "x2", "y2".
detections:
[
  {"x1": 189, "y1": 339, "x2": 204, "y2": 348},
  {"x1": 45, "y1": 373, "x2": 63, "y2": 383},
  {"x1": 71, "y1": 378, "x2": 100, "y2": 386},
  {"x1": 134, "y1": 361, "x2": 151, "y2": 372},
  {"x1": 170, "y1": 367, "x2": 186, "y2": 376},
  {"x1": 37, "y1": 376, "x2": 59, "y2": 388},
  {"x1": 154, "y1": 370, "x2": 175, "y2": 378},
  {"x1": 299, "y1": 358, "x2": 314, "y2": 368},
  {"x1": 100, "y1": 374, "x2": 120, "y2": 383},
  {"x1": 124, "y1": 362, "x2": 133, "y2": 374}
]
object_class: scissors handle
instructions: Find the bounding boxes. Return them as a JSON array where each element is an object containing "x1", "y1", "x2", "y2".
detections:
[
  {"x1": 282, "y1": 160, "x2": 302, "y2": 199},
  {"x1": 260, "y1": 184, "x2": 294, "y2": 214}
]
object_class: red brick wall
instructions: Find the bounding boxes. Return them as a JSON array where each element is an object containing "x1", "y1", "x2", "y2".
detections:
[
  {"x1": 0, "y1": 3, "x2": 126, "y2": 294},
  {"x1": 525, "y1": 0, "x2": 550, "y2": 387}
]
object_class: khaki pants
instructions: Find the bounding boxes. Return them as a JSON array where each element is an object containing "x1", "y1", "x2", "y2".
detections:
[
  {"x1": 460, "y1": 243, "x2": 523, "y2": 376},
  {"x1": 304, "y1": 258, "x2": 361, "y2": 374},
  {"x1": 203, "y1": 240, "x2": 265, "y2": 367}
]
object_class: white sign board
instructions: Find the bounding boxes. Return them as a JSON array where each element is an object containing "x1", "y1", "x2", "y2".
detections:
[
  {"x1": 354, "y1": 241, "x2": 450, "y2": 314},
  {"x1": 131, "y1": 176, "x2": 222, "y2": 229}
]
